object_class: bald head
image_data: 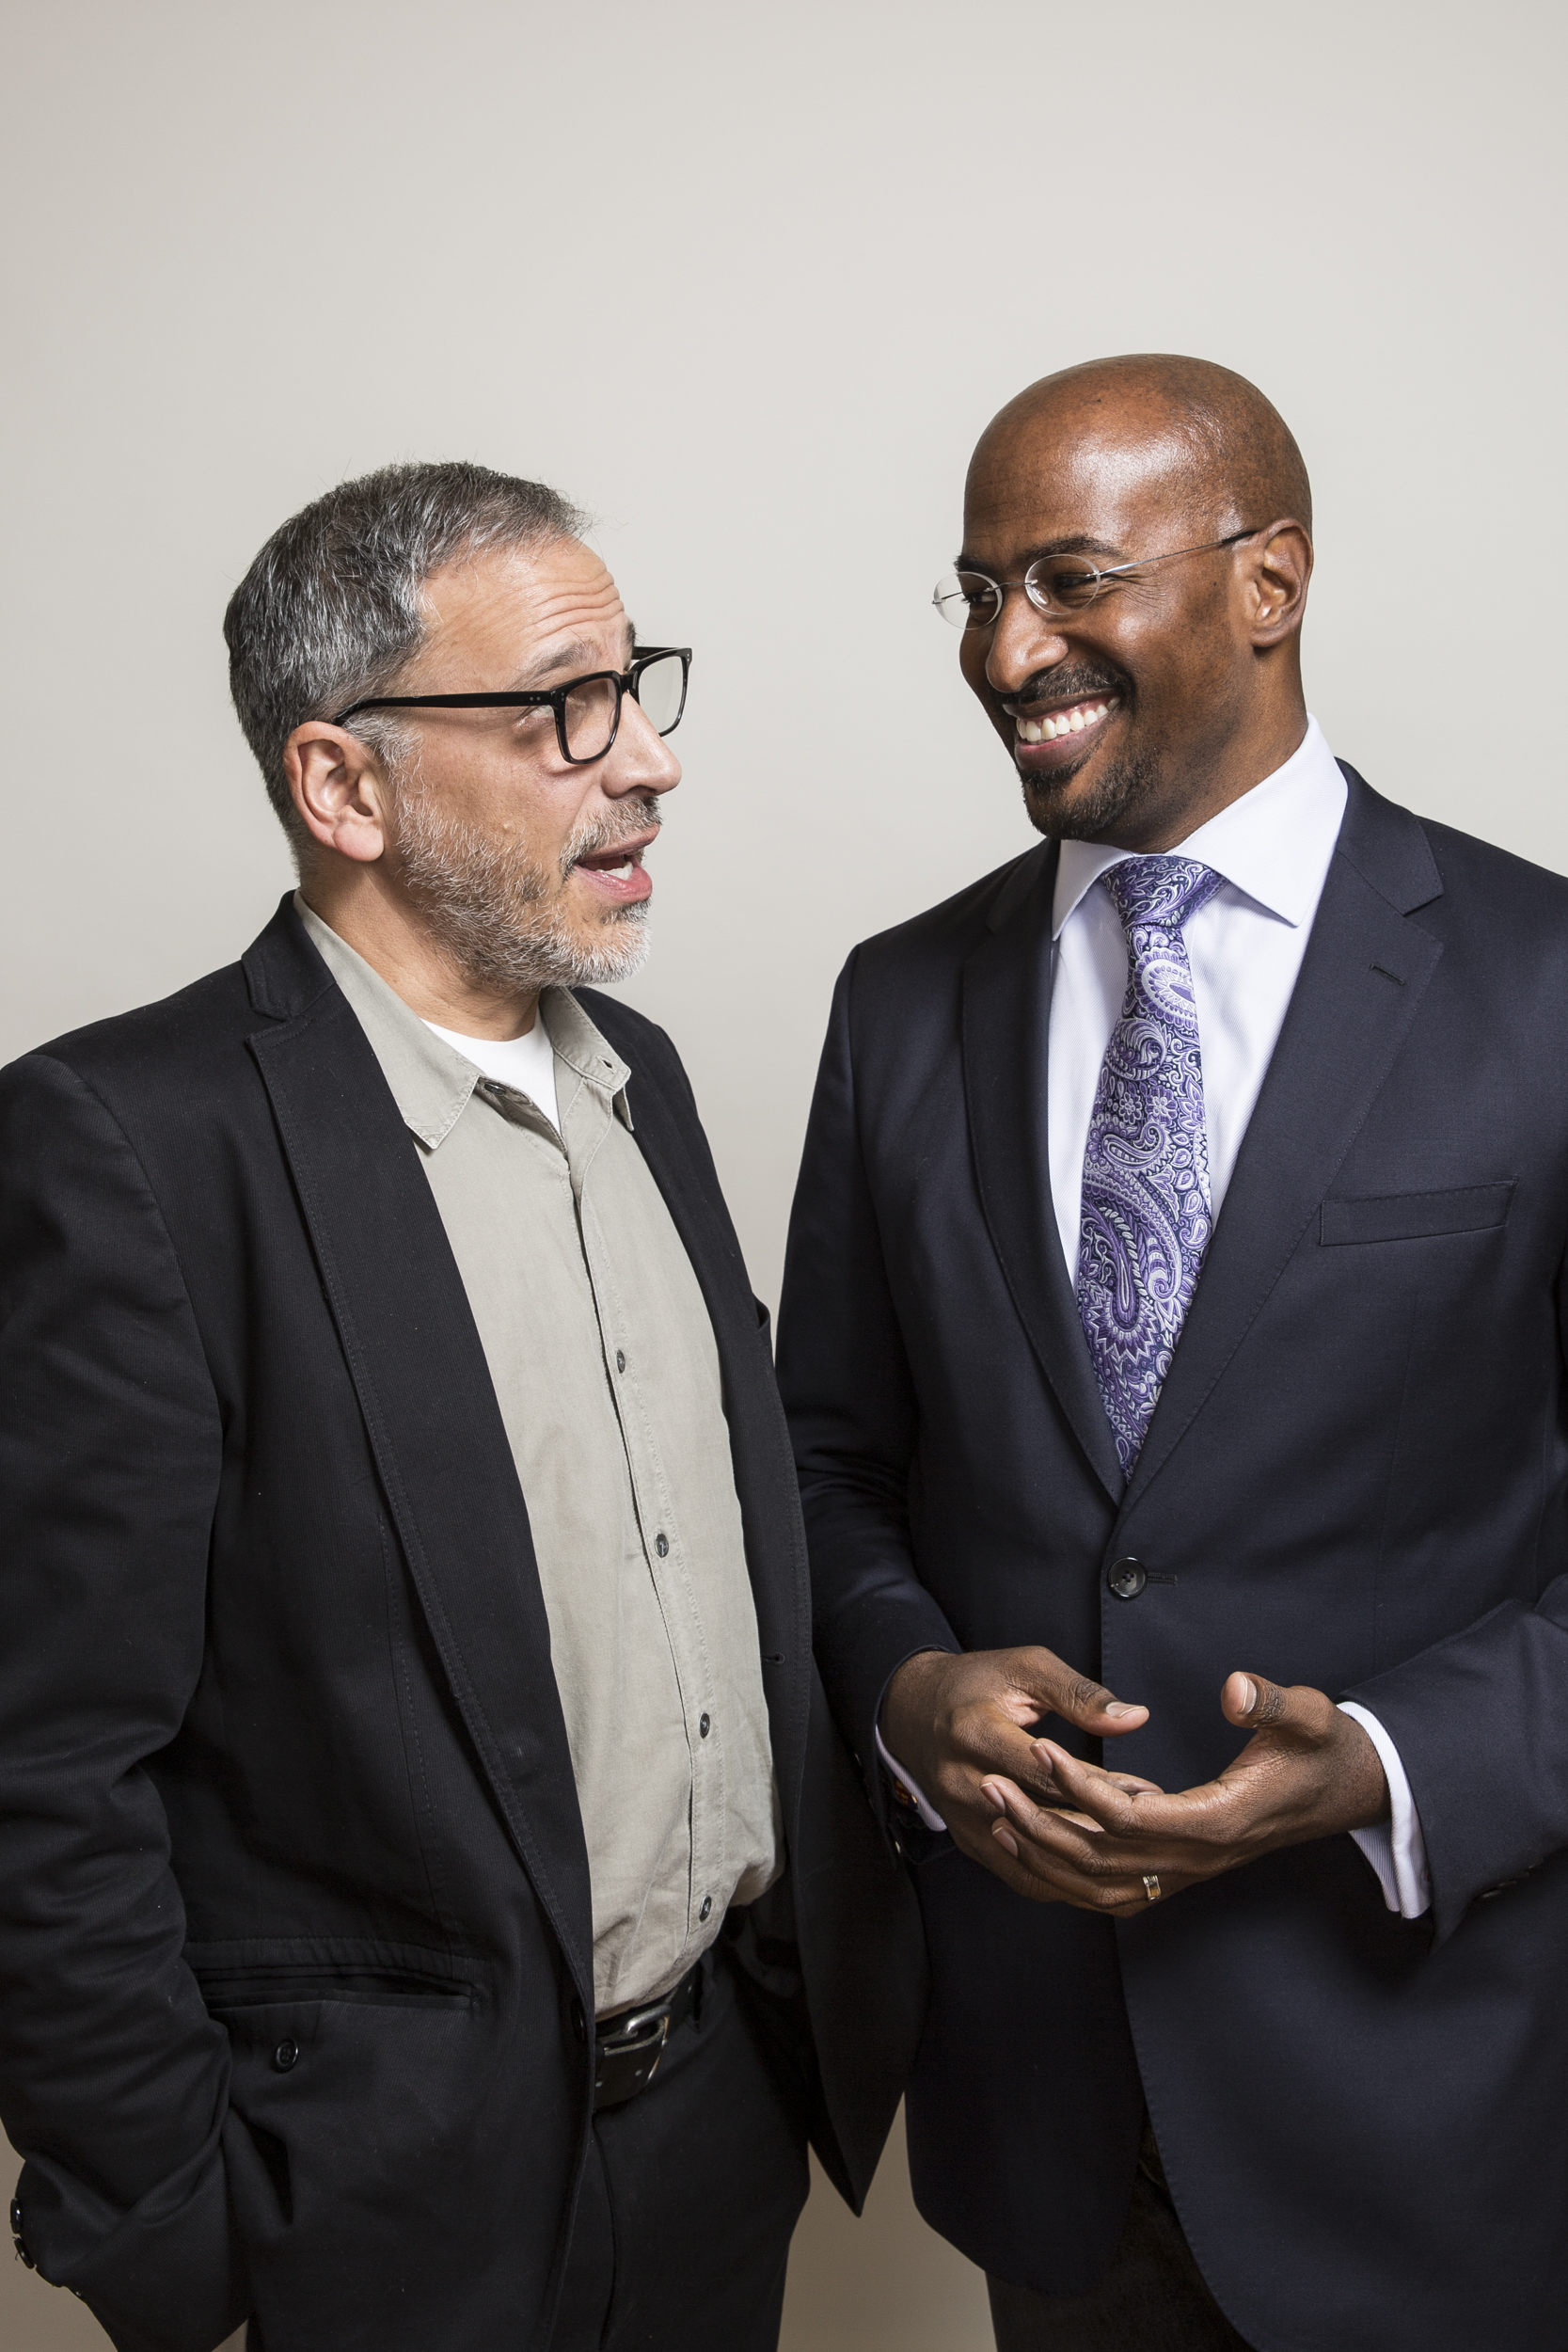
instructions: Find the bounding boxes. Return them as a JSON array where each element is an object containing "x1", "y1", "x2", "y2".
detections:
[
  {"x1": 970, "y1": 354, "x2": 1311, "y2": 541},
  {"x1": 953, "y1": 353, "x2": 1316, "y2": 851}
]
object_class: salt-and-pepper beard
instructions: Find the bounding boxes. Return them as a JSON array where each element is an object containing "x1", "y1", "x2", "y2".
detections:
[{"x1": 390, "y1": 781, "x2": 663, "y2": 994}]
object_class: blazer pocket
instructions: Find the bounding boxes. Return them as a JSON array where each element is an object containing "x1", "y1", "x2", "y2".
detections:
[{"x1": 1320, "y1": 1181, "x2": 1514, "y2": 1247}]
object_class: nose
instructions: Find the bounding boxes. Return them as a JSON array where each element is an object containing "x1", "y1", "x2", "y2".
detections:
[
  {"x1": 983, "y1": 588, "x2": 1070, "y2": 698},
  {"x1": 601, "y1": 694, "x2": 681, "y2": 798}
]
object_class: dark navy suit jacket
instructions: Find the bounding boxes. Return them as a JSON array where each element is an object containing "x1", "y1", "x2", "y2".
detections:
[{"x1": 777, "y1": 769, "x2": 1568, "y2": 2352}]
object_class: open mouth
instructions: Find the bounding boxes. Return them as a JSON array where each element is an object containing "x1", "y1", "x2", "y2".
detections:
[
  {"x1": 571, "y1": 829, "x2": 657, "y2": 905},
  {"x1": 1012, "y1": 694, "x2": 1118, "y2": 747}
]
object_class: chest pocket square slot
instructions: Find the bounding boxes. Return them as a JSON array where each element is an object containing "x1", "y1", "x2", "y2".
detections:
[{"x1": 1320, "y1": 1182, "x2": 1514, "y2": 1247}]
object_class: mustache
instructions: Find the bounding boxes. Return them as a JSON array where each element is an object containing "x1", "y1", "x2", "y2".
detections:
[
  {"x1": 1003, "y1": 661, "x2": 1128, "y2": 712},
  {"x1": 562, "y1": 793, "x2": 664, "y2": 875}
]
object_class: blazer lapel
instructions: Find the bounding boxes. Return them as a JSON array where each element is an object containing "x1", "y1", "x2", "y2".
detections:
[
  {"x1": 242, "y1": 904, "x2": 594, "y2": 1999},
  {"x1": 582, "y1": 995, "x2": 813, "y2": 1848},
  {"x1": 962, "y1": 845, "x2": 1126, "y2": 1502},
  {"x1": 1122, "y1": 771, "x2": 1446, "y2": 1511}
]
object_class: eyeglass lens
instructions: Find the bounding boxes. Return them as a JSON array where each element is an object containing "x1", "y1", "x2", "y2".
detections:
[
  {"x1": 562, "y1": 654, "x2": 686, "y2": 758},
  {"x1": 933, "y1": 559, "x2": 1107, "y2": 630},
  {"x1": 631, "y1": 651, "x2": 687, "y2": 737},
  {"x1": 562, "y1": 674, "x2": 621, "y2": 760}
]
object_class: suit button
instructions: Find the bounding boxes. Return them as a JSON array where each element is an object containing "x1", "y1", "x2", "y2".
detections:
[
  {"x1": 699, "y1": 1713, "x2": 710, "y2": 1739},
  {"x1": 1106, "y1": 1556, "x2": 1148, "y2": 1600},
  {"x1": 273, "y1": 2039, "x2": 299, "y2": 2073},
  {"x1": 655, "y1": 1533, "x2": 669, "y2": 1557},
  {"x1": 699, "y1": 1895, "x2": 713, "y2": 1921}
]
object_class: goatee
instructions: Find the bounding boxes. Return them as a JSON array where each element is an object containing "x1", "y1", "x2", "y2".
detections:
[
  {"x1": 391, "y1": 788, "x2": 662, "y2": 994},
  {"x1": 1022, "y1": 743, "x2": 1161, "y2": 844}
]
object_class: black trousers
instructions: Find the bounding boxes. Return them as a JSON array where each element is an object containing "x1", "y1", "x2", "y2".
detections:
[
  {"x1": 987, "y1": 2128, "x2": 1251, "y2": 2352},
  {"x1": 548, "y1": 1948, "x2": 810, "y2": 2352}
]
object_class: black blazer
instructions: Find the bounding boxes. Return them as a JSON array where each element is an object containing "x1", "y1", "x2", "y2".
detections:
[
  {"x1": 777, "y1": 770, "x2": 1568, "y2": 2352},
  {"x1": 0, "y1": 899, "x2": 923, "y2": 2352}
]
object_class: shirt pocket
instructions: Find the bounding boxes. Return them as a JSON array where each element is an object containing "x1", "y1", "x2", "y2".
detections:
[{"x1": 1319, "y1": 1181, "x2": 1515, "y2": 1247}]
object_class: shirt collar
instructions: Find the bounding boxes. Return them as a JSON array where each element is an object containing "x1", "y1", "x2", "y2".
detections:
[
  {"x1": 1050, "y1": 715, "x2": 1348, "y2": 941},
  {"x1": 293, "y1": 894, "x2": 632, "y2": 1148}
]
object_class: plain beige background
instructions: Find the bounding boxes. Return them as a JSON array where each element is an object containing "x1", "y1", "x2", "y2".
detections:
[{"x1": 1, "y1": 0, "x2": 1563, "y2": 2344}]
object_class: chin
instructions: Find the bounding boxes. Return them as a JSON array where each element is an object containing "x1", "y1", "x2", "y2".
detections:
[
  {"x1": 1022, "y1": 744, "x2": 1159, "y2": 845},
  {"x1": 557, "y1": 908, "x2": 652, "y2": 988}
]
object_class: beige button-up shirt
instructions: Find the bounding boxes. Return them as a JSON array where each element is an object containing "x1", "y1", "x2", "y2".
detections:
[{"x1": 298, "y1": 899, "x2": 781, "y2": 2013}]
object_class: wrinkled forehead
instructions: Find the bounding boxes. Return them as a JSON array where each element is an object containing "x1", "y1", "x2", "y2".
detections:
[
  {"x1": 417, "y1": 536, "x2": 631, "y2": 675},
  {"x1": 960, "y1": 407, "x2": 1209, "y2": 565}
]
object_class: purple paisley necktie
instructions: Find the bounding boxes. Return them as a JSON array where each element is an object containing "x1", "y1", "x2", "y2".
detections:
[{"x1": 1075, "y1": 855, "x2": 1224, "y2": 1476}]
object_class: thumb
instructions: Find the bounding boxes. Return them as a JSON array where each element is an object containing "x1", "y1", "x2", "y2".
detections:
[
  {"x1": 1012, "y1": 1647, "x2": 1149, "y2": 1738},
  {"x1": 1223, "y1": 1670, "x2": 1292, "y2": 1730}
]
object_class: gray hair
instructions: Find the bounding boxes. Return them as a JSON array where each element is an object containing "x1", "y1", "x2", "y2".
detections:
[{"x1": 223, "y1": 460, "x2": 588, "y2": 840}]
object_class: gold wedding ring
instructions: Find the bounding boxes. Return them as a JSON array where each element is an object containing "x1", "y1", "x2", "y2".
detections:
[{"x1": 1142, "y1": 1873, "x2": 1162, "y2": 1902}]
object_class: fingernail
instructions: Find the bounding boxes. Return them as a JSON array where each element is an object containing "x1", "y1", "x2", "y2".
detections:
[
  {"x1": 993, "y1": 1825, "x2": 1019, "y2": 1857},
  {"x1": 1103, "y1": 1702, "x2": 1136, "y2": 1718},
  {"x1": 980, "y1": 1782, "x2": 1005, "y2": 1814},
  {"x1": 1239, "y1": 1677, "x2": 1258, "y2": 1714}
]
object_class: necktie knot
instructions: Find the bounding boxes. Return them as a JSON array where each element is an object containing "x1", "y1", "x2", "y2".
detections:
[{"x1": 1102, "y1": 855, "x2": 1222, "y2": 938}]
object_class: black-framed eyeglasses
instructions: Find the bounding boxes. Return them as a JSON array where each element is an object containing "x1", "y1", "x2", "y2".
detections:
[
  {"x1": 931, "y1": 531, "x2": 1261, "y2": 631},
  {"x1": 331, "y1": 645, "x2": 690, "y2": 765}
]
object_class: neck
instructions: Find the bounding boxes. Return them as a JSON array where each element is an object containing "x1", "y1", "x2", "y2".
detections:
[
  {"x1": 298, "y1": 862, "x2": 542, "y2": 1041},
  {"x1": 1095, "y1": 693, "x2": 1309, "y2": 854}
]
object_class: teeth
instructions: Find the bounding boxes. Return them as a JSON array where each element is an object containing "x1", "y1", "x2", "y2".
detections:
[
  {"x1": 603, "y1": 860, "x2": 633, "y2": 879},
  {"x1": 1017, "y1": 697, "x2": 1117, "y2": 749}
]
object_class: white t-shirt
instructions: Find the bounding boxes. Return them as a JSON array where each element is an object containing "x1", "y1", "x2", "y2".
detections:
[{"x1": 422, "y1": 1014, "x2": 561, "y2": 1135}]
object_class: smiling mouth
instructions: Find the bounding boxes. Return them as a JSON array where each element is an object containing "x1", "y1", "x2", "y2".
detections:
[{"x1": 1011, "y1": 695, "x2": 1118, "y2": 746}]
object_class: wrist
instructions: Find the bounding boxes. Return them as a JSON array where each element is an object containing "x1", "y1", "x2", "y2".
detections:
[
  {"x1": 1334, "y1": 1709, "x2": 1391, "y2": 1834},
  {"x1": 879, "y1": 1648, "x2": 953, "y2": 1776}
]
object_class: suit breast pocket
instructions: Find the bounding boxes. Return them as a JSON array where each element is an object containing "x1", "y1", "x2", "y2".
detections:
[{"x1": 1319, "y1": 1181, "x2": 1515, "y2": 1247}]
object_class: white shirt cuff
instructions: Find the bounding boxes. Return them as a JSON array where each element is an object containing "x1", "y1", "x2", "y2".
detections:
[
  {"x1": 1338, "y1": 1702, "x2": 1431, "y2": 1918},
  {"x1": 874, "y1": 1723, "x2": 948, "y2": 1832}
]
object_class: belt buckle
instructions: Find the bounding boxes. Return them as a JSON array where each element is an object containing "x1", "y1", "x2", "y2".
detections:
[{"x1": 594, "y1": 2000, "x2": 671, "y2": 2110}]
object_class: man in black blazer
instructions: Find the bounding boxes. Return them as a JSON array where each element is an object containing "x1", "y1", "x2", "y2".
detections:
[
  {"x1": 778, "y1": 355, "x2": 1568, "y2": 2350},
  {"x1": 0, "y1": 461, "x2": 921, "y2": 2352}
]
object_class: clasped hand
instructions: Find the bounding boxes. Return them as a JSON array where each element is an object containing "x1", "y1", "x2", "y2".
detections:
[{"x1": 879, "y1": 1645, "x2": 1389, "y2": 1917}]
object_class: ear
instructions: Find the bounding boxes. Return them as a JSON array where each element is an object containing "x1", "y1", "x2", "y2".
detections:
[
  {"x1": 285, "y1": 722, "x2": 395, "y2": 864},
  {"x1": 1242, "y1": 520, "x2": 1312, "y2": 648}
]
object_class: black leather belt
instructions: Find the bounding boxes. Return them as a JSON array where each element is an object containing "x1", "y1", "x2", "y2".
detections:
[{"x1": 593, "y1": 1959, "x2": 703, "y2": 2112}]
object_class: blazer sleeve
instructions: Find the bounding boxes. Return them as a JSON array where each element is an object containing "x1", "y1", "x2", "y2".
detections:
[
  {"x1": 0, "y1": 1052, "x2": 246, "y2": 2351},
  {"x1": 776, "y1": 954, "x2": 959, "y2": 1821},
  {"x1": 1341, "y1": 1233, "x2": 1568, "y2": 1946}
]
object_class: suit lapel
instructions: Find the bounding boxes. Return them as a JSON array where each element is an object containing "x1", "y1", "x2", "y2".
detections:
[
  {"x1": 962, "y1": 846, "x2": 1126, "y2": 1502},
  {"x1": 582, "y1": 995, "x2": 813, "y2": 1847},
  {"x1": 243, "y1": 906, "x2": 594, "y2": 1999},
  {"x1": 1121, "y1": 771, "x2": 1445, "y2": 1511}
]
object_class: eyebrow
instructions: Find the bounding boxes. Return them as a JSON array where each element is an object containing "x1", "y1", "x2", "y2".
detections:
[
  {"x1": 953, "y1": 532, "x2": 1128, "y2": 571},
  {"x1": 504, "y1": 619, "x2": 638, "y2": 691}
]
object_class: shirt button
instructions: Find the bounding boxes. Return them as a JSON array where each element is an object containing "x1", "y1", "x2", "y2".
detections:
[
  {"x1": 615, "y1": 1351, "x2": 626, "y2": 1373},
  {"x1": 273, "y1": 2039, "x2": 299, "y2": 2073},
  {"x1": 699, "y1": 1896, "x2": 713, "y2": 1921},
  {"x1": 1106, "y1": 1556, "x2": 1148, "y2": 1601},
  {"x1": 656, "y1": 1533, "x2": 669, "y2": 1557},
  {"x1": 699, "y1": 1713, "x2": 710, "y2": 1739}
]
